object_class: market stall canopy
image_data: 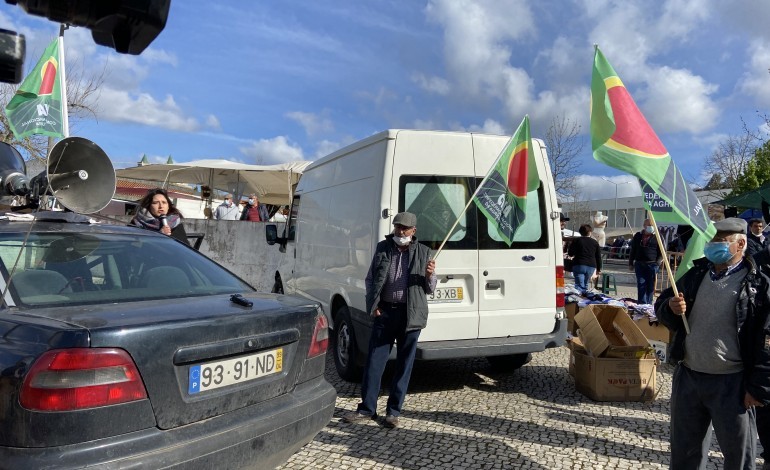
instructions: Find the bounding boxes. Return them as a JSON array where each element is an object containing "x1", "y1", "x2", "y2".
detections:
[
  {"x1": 716, "y1": 181, "x2": 770, "y2": 209},
  {"x1": 116, "y1": 159, "x2": 311, "y2": 205}
]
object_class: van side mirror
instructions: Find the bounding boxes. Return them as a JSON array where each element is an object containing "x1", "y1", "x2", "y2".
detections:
[{"x1": 265, "y1": 224, "x2": 287, "y2": 246}]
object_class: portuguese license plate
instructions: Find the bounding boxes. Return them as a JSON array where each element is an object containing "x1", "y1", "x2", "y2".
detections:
[
  {"x1": 428, "y1": 286, "x2": 463, "y2": 303},
  {"x1": 188, "y1": 347, "x2": 283, "y2": 394}
]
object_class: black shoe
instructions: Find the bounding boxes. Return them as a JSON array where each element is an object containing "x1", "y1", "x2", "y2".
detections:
[
  {"x1": 383, "y1": 414, "x2": 399, "y2": 428},
  {"x1": 341, "y1": 411, "x2": 373, "y2": 423}
]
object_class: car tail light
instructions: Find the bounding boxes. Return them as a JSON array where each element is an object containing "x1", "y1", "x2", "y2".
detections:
[
  {"x1": 20, "y1": 348, "x2": 148, "y2": 411},
  {"x1": 307, "y1": 314, "x2": 329, "y2": 358},
  {"x1": 556, "y1": 265, "x2": 565, "y2": 308}
]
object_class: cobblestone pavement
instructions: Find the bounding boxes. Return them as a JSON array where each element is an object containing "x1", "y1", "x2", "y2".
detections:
[{"x1": 279, "y1": 346, "x2": 755, "y2": 469}]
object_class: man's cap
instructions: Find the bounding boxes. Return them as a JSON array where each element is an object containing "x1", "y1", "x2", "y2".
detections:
[
  {"x1": 714, "y1": 217, "x2": 748, "y2": 234},
  {"x1": 393, "y1": 212, "x2": 417, "y2": 227},
  {"x1": 560, "y1": 213, "x2": 570, "y2": 221},
  {"x1": 224, "y1": 194, "x2": 233, "y2": 199}
]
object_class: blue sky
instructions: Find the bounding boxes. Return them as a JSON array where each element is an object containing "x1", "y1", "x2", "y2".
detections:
[{"x1": 2, "y1": 0, "x2": 769, "y2": 200}]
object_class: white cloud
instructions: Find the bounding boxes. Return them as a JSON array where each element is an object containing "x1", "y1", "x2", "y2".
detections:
[
  {"x1": 412, "y1": 73, "x2": 450, "y2": 95},
  {"x1": 205, "y1": 115, "x2": 221, "y2": 130},
  {"x1": 639, "y1": 66, "x2": 719, "y2": 134},
  {"x1": 239, "y1": 136, "x2": 305, "y2": 164},
  {"x1": 572, "y1": 174, "x2": 641, "y2": 201},
  {"x1": 467, "y1": 118, "x2": 506, "y2": 135},
  {"x1": 739, "y1": 40, "x2": 770, "y2": 107},
  {"x1": 98, "y1": 89, "x2": 200, "y2": 132},
  {"x1": 286, "y1": 111, "x2": 334, "y2": 136}
]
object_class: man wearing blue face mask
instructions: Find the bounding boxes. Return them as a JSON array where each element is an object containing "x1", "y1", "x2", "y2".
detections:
[
  {"x1": 656, "y1": 217, "x2": 770, "y2": 470},
  {"x1": 629, "y1": 218, "x2": 663, "y2": 305}
]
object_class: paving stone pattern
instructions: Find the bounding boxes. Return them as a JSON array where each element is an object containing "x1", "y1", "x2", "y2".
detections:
[{"x1": 280, "y1": 347, "x2": 755, "y2": 469}]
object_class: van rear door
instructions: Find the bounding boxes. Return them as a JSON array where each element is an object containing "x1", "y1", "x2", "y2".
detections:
[
  {"x1": 472, "y1": 136, "x2": 558, "y2": 338},
  {"x1": 392, "y1": 131, "x2": 479, "y2": 341}
]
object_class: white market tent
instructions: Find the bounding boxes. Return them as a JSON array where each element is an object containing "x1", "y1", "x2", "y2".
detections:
[{"x1": 116, "y1": 159, "x2": 312, "y2": 205}]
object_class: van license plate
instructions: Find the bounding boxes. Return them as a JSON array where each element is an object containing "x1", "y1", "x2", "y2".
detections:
[
  {"x1": 188, "y1": 348, "x2": 283, "y2": 394},
  {"x1": 428, "y1": 287, "x2": 463, "y2": 303}
]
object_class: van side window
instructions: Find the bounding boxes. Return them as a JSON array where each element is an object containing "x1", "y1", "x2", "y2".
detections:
[
  {"x1": 287, "y1": 195, "x2": 300, "y2": 241},
  {"x1": 401, "y1": 176, "x2": 477, "y2": 250},
  {"x1": 401, "y1": 175, "x2": 548, "y2": 250}
]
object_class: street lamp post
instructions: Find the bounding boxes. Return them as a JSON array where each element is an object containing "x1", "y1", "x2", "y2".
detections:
[{"x1": 601, "y1": 177, "x2": 631, "y2": 228}]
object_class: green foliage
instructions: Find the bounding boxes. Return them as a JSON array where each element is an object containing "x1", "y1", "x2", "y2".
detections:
[{"x1": 733, "y1": 140, "x2": 770, "y2": 196}]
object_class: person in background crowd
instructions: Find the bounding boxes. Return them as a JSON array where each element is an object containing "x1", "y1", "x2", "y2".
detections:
[
  {"x1": 129, "y1": 188, "x2": 189, "y2": 244},
  {"x1": 240, "y1": 193, "x2": 269, "y2": 222},
  {"x1": 748, "y1": 218, "x2": 769, "y2": 257},
  {"x1": 560, "y1": 213, "x2": 576, "y2": 237},
  {"x1": 629, "y1": 218, "x2": 663, "y2": 305},
  {"x1": 567, "y1": 224, "x2": 602, "y2": 293},
  {"x1": 342, "y1": 212, "x2": 436, "y2": 429},
  {"x1": 214, "y1": 194, "x2": 240, "y2": 220},
  {"x1": 656, "y1": 217, "x2": 770, "y2": 470}
]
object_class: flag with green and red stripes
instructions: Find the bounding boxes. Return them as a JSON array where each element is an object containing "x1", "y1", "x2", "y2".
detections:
[
  {"x1": 5, "y1": 38, "x2": 65, "y2": 140},
  {"x1": 473, "y1": 115, "x2": 539, "y2": 246},
  {"x1": 591, "y1": 47, "x2": 715, "y2": 278}
]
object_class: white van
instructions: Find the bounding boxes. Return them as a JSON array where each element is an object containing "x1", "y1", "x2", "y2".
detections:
[{"x1": 266, "y1": 129, "x2": 567, "y2": 381}]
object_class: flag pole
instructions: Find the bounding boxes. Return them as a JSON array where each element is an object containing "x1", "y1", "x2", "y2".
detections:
[
  {"x1": 432, "y1": 132, "x2": 518, "y2": 260},
  {"x1": 58, "y1": 24, "x2": 69, "y2": 138},
  {"x1": 648, "y1": 210, "x2": 690, "y2": 334}
]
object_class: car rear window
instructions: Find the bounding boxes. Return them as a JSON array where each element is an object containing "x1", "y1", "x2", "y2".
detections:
[{"x1": 0, "y1": 231, "x2": 253, "y2": 308}]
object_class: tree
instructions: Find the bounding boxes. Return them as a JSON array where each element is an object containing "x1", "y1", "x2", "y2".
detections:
[
  {"x1": 0, "y1": 57, "x2": 106, "y2": 162},
  {"x1": 544, "y1": 115, "x2": 584, "y2": 200},
  {"x1": 733, "y1": 140, "x2": 770, "y2": 195},
  {"x1": 702, "y1": 132, "x2": 757, "y2": 193}
]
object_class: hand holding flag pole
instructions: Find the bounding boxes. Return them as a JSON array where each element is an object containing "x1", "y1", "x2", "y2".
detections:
[{"x1": 648, "y1": 211, "x2": 690, "y2": 334}]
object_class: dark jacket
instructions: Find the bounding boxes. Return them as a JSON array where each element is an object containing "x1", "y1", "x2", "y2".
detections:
[
  {"x1": 239, "y1": 203, "x2": 269, "y2": 222},
  {"x1": 365, "y1": 235, "x2": 435, "y2": 332},
  {"x1": 655, "y1": 256, "x2": 770, "y2": 404},
  {"x1": 170, "y1": 223, "x2": 189, "y2": 245},
  {"x1": 748, "y1": 232, "x2": 769, "y2": 257},
  {"x1": 629, "y1": 231, "x2": 662, "y2": 267},
  {"x1": 567, "y1": 236, "x2": 602, "y2": 270}
]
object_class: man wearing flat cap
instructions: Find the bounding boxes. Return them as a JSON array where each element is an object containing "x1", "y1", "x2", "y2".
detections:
[
  {"x1": 213, "y1": 194, "x2": 239, "y2": 220},
  {"x1": 656, "y1": 217, "x2": 770, "y2": 469},
  {"x1": 343, "y1": 211, "x2": 436, "y2": 429}
]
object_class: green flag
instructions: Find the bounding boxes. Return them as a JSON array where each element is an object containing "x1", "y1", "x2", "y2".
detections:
[
  {"x1": 473, "y1": 115, "x2": 540, "y2": 245},
  {"x1": 5, "y1": 38, "x2": 65, "y2": 139},
  {"x1": 591, "y1": 47, "x2": 715, "y2": 277}
]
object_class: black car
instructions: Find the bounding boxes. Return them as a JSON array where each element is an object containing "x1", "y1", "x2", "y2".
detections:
[{"x1": 0, "y1": 212, "x2": 336, "y2": 469}]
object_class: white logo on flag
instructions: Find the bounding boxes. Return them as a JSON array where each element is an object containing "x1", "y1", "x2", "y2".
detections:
[{"x1": 36, "y1": 104, "x2": 49, "y2": 117}]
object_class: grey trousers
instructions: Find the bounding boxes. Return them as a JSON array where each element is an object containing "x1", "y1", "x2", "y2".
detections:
[{"x1": 670, "y1": 364, "x2": 756, "y2": 469}]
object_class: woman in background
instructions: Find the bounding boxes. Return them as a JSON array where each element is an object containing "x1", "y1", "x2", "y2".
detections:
[
  {"x1": 568, "y1": 224, "x2": 602, "y2": 293},
  {"x1": 129, "y1": 188, "x2": 189, "y2": 245}
]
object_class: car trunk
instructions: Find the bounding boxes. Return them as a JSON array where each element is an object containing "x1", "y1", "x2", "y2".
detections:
[{"x1": 28, "y1": 293, "x2": 319, "y2": 430}]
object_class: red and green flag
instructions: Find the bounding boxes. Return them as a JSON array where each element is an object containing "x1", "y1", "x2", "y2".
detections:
[
  {"x1": 473, "y1": 115, "x2": 539, "y2": 245},
  {"x1": 591, "y1": 47, "x2": 715, "y2": 278},
  {"x1": 5, "y1": 38, "x2": 65, "y2": 140}
]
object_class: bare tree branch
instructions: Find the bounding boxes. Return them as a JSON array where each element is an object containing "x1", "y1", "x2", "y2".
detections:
[{"x1": 544, "y1": 115, "x2": 584, "y2": 200}]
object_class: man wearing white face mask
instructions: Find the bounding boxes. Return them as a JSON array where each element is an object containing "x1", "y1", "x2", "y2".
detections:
[
  {"x1": 342, "y1": 211, "x2": 437, "y2": 429},
  {"x1": 213, "y1": 194, "x2": 239, "y2": 220},
  {"x1": 629, "y1": 218, "x2": 663, "y2": 304},
  {"x1": 656, "y1": 217, "x2": 770, "y2": 469},
  {"x1": 239, "y1": 193, "x2": 269, "y2": 222}
]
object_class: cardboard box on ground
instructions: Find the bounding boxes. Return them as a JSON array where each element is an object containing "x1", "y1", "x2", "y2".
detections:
[{"x1": 569, "y1": 305, "x2": 658, "y2": 402}]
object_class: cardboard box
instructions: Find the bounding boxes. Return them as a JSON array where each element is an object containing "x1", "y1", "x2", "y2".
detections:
[
  {"x1": 566, "y1": 302, "x2": 579, "y2": 335},
  {"x1": 574, "y1": 305, "x2": 655, "y2": 359},
  {"x1": 571, "y1": 348, "x2": 657, "y2": 402},
  {"x1": 634, "y1": 319, "x2": 671, "y2": 343}
]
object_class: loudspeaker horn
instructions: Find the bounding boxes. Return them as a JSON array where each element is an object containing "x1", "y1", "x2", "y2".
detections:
[
  {"x1": 0, "y1": 142, "x2": 30, "y2": 195},
  {"x1": 47, "y1": 137, "x2": 116, "y2": 214}
]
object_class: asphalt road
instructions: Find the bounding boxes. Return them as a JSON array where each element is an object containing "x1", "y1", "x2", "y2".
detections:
[{"x1": 279, "y1": 346, "x2": 747, "y2": 469}]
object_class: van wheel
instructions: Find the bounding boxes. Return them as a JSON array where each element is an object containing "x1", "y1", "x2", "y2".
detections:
[
  {"x1": 332, "y1": 305, "x2": 363, "y2": 382},
  {"x1": 486, "y1": 353, "x2": 532, "y2": 372}
]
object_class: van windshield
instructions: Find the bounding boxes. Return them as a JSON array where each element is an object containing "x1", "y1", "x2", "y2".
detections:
[{"x1": 401, "y1": 175, "x2": 548, "y2": 250}]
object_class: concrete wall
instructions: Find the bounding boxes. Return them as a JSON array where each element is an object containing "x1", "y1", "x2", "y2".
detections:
[
  {"x1": 114, "y1": 216, "x2": 286, "y2": 292},
  {"x1": 185, "y1": 219, "x2": 287, "y2": 292}
]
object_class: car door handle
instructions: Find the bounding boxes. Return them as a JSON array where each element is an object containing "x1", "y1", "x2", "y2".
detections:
[{"x1": 486, "y1": 281, "x2": 501, "y2": 290}]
